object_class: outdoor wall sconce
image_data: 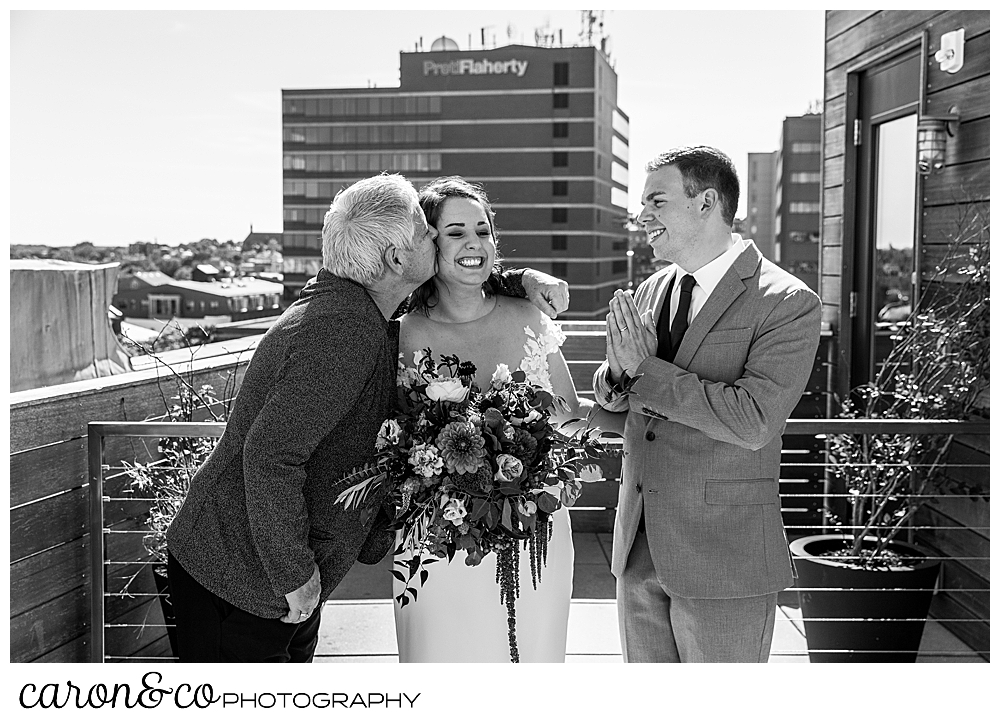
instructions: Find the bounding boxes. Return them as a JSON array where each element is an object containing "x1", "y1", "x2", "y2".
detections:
[
  {"x1": 917, "y1": 107, "x2": 960, "y2": 176},
  {"x1": 934, "y1": 28, "x2": 965, "y2": 74}
]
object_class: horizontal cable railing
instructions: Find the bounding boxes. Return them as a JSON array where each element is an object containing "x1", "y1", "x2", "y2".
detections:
[{"x1": 89, "y1": 418, "x2": 989, "y2": 663}]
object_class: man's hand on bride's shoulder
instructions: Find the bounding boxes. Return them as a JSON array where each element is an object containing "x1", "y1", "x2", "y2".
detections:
[{"x1": 521, "y1": 269, "x2": 570, "y2": 319}]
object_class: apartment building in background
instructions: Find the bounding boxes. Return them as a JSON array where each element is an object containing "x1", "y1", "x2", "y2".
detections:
[
  {"x1": 774, "y1": 114, "x2": 822, "y2": 292},
  {"x1": 746, "y1": 151, "x2": 778, "y2": 261},
  {"x1": 281, "y1": 34, "x2": 630, "y2": 318}
]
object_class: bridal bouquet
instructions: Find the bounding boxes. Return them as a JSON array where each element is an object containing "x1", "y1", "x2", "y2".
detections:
[{"x1": 336, "y1": 349, "x2": 616, "y2": 662}]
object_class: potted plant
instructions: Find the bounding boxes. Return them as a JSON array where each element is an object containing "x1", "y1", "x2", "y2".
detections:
[
  {"x1": 121, "y1": 383, "x2": 224, "y2": 656},
  {"x1": 791, "y1": 206, "x2": 989, "y2": 662},
  {"x1": 119, "y1": 332, "x2": 239, "y2": 656}
]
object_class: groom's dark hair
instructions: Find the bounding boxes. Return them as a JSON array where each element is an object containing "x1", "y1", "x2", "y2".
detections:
[
  {"x1": 647, "y1": 146, "x2": 740, "y2": 227},
  {"x1": 408, "y1": 176, "x2": 505, "y2": 314}
]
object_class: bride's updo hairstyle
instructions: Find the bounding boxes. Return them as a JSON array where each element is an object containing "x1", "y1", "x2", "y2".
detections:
[{"x1": 409, "y1": 176, "x2": 504, "y2": 314}]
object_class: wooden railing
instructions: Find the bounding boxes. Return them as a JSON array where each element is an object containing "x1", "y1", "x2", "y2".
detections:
[{"x1": 10, "y1": 349, "x2": 252, "y2": 663}]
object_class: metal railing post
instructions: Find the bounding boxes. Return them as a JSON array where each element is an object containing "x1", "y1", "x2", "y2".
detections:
[{"x1": 88, "y1": 423, "x2": 106, "y2": 663}]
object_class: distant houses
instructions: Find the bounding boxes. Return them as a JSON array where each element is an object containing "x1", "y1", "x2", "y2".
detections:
[{"x1": 112, "y1": 270, "x2": 283, "y2": 322}]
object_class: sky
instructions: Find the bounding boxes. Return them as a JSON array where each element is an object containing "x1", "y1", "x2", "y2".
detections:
[{"x1": 10, "y1": 8, "x2": 825, "y2": 247}]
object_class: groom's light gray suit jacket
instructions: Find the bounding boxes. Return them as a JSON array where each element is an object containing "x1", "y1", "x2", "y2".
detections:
[{"x1": 594, "y1": 240, "x2": 822, "y2": 599}]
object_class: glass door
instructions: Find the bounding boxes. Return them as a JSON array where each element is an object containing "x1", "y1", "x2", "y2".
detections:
[{"x1": 850, "y1": 49, "x2": 920, "y2": 388}]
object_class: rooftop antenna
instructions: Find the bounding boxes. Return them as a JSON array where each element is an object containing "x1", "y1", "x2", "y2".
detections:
[
  {"x1": 481, "y1": 25, "x2": 496, "y2": 49},
  {"x1": 579, "y1": 9, "x2": 604, "y2": 47}
]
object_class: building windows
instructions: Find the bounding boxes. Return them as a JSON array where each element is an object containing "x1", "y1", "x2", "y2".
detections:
[
  {"x1": 553, "y1": 62, "x2": 570, "y2": 86},
  {"x1": 552, "y1": 207, "x2": 568, "y2": 223},
  {"x1": 284, "y1": 207, "x2": 328, "y2": 225},
  {"x1": 552, "y1": 261, "x2": 567, "y2": 276},
  {"x1": 790, "y1": 172, "x2": 822, "y2": 183},
  {"x1": 283, "y1": 256, "x2": 323, "y2": 276},
  {"x1": 788, "y1": 202, "x2": 821, "y2": 214},
  {"x1": 283, "y1": 233, "x2": 322, "y2": 251},
  {"x1": 611, "y1": 136, "x2": 629, "y2": 163},
  {"x1": 788, "y1": 231, "x2": 820, "y2": 243},
  {"x1": 285, "y1": 124, "x2": 441, "y2": 146},
  {"x1": 283, "y1": 152, "x2": 442, "y2": 173},
  {"x1": 552, "y1": 180, "x2": 568, "y2": 196},
  {"x1": 612, "y1": 110, "x2": 629, "y2": 138},
  {"x1": 551, "y1": 235, "x2": 567, "y2": 251},
  {"x1": 284, "y1": 95, "x2": 441, "y2": 117},
  {"x1": 552, "y1": 151, "x2": 568, "y2": 167},
  {"x1": 612, "y1": 260, "x2": 628, "y2": 274},
  {"x1": 285, "y1": 180, "x2": 349, "y2": 200},
  {"x1": 553, "y1": 122, "x2": 569, "y2": 138},
  {"x1": 553, "y1": 92, "x2": 569, "y2": 108},
  {"x1": 611, "y1": 161, "x2": 629, "y2": 186},
  {"x1": 791, "y1": 141, "x2": 822, "y2": 153},
  {"x1": 596, "y1": 209, "x2": 602, "y2": 224}
]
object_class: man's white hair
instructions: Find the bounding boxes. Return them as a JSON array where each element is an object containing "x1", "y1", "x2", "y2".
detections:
[{"x1": 322, "y1": 174, "x2": 421, "y2": 285}]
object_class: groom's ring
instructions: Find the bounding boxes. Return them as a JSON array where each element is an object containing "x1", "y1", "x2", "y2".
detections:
[{"x1": 620, "y1": 325, "x2": 628, "y2": 332}]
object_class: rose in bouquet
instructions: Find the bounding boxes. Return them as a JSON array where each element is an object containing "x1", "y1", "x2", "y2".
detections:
[{"x1": 336, "y1": 349, "x2": 617, "y2": 662}]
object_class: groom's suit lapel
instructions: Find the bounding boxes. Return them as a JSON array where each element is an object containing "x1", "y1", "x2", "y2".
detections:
[{"x1": 671, "y1": 243, "x2": 761, "y2": 370}]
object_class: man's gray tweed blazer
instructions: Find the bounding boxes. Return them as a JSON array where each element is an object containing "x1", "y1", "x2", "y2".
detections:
[{"x1": 167, "y1": 271, "x2": 397, "y2": 618}]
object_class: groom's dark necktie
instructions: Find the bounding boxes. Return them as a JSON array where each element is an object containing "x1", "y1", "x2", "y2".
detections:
[{"x1": 655, "y1": 273, "x2": 695, "y2": 362}]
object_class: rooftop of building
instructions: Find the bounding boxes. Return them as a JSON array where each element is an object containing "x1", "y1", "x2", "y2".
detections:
[{"x1": 120, "y1": 270, "x2": 283, "y2": 296}]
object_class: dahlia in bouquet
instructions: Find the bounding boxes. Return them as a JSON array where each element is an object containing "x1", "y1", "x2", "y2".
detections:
[{"x1": 336, "y1": 348, "x2": 617, "y2": 662}]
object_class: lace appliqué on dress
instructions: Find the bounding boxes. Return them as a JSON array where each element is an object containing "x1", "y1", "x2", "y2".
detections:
[{"x1": 519, "y1": 317, "x2": 566, "y2": 392}]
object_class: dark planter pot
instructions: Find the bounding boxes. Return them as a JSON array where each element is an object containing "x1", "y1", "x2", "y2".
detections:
[
  {"x1": 152, "y1": 563, "x2": 179, "y2": 658},
  {"x1": 790, "y1": 534, "x2": 941, "y2": 663}
]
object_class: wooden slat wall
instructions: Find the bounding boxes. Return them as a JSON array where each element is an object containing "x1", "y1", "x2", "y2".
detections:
[
  {"x1": 821, "y1": 10, "x2": 990, "y2": 657},
  {"x1": 821, "y1": 9, "x2": 990, "y2": 327},
  {"x1": 10, "y1": 355, "x2": 250, "y2": 662}
]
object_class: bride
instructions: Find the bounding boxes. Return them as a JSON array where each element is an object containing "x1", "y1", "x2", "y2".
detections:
[{"x1": 393, "y1": 176, "x2": 591, "y2": 663}]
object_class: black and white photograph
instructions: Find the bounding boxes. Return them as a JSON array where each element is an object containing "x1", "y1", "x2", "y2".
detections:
[{"x1": 7, "y1": 5, "x2": 990, "y2": 717}]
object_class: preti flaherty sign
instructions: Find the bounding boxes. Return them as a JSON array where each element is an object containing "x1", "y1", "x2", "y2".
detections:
[{"x1": 423, "y1": 58, "x2": 529, "y2": 77}]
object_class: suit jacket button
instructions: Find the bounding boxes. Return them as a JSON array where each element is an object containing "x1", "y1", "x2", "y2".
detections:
[
  {"x1": 635, "y1": 483, "x2": 642, "y2": 493},
  {"x1": 645, "y1": 431, "x2": 656, "y2": 441}
]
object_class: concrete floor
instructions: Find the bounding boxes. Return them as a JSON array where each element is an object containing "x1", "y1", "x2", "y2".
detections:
[{"x1": 318, "y1": 531, "x2": 984, "y2": 663}]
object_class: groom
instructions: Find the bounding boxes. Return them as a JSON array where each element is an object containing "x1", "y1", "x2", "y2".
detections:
[
  {"x1": 593, "y1": 146, "x2": 822, "y2": 662},
  {"x1": 166, "y1": 173, "x2": 569, "y2": 662}
]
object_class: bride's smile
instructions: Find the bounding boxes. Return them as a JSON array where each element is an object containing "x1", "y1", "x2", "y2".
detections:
[{"x1": 434, "y1": 196, "x2": 497, "y2": 286}]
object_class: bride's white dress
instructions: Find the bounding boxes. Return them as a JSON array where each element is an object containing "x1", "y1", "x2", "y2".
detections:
[{"x1": 393, "y1": 307, "x2": 574, "y2": 663}]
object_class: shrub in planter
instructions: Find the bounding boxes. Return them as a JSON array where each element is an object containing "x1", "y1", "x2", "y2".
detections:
[
  {"x1": 117, "y1": 335, "x2": 242, "y2": 657},
  {"x1": 794, "y1": 204, "x2": 989, "y2": 662}
]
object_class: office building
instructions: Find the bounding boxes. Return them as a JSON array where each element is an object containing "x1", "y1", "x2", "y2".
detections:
[
  {"x1": 774, "y1": 114, "x2": 822, "y2": 292},
  {"x1": 281, "y1": 35, "x2": 630, "y2": 318},
  {"x1": 746, "y1": 152, "x2": 777, "y2": 261}
]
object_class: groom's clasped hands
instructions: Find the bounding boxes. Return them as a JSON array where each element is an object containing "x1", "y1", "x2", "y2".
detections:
[{"x1": 607, "y1": 289, "x2": 656, "y2": 379}]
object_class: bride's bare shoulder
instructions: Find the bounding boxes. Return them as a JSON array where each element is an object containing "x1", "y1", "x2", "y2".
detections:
[
  {"x1": 398, "y1": 309, "x2": 435, "y2": 349},
  {"x1": 495, "y1": 295, "x2": 543, "y2": 326}
]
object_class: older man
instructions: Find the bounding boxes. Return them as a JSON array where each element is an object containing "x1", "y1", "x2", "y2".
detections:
[
  {"x1": 166, "y1": 173, "x2": 568, "y2": 662},
  {"x1": 593, "y1": 147, "x2": 822, "y2": 663}
]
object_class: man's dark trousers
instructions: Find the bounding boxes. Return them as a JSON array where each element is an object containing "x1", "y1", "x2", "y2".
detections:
[{"x1": 167, "y1": 552, "x2": 321, "y2": 663}]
